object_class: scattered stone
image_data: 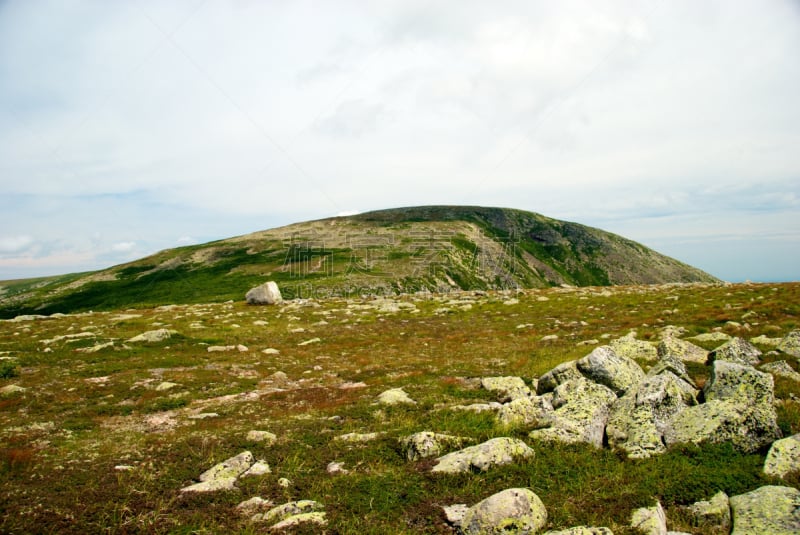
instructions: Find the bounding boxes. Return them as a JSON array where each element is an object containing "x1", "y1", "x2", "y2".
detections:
[
  {"x1": 277, "y1": 478, "x2": 291, "y2": 488},
  {"x1": 298, "y1": 337, "x2": 321, "y2": 346},
  {"x1": 243, "y1": 461, "x2": 271, "y2": 477},
  {"x1": 761, "y1": 360, "x2": 800, "y2": 382},
  {"x1": 245, "y1": 281, "x2": 283, "y2": 305},
  {"x1": 237, "y1": 496, "x2": 272, "y2": 515},
  {"x1": 336, "y1": 432, "x2": 382, "y2": 443},
  {"x1": 180, "y1": 451, "x2": 255, "y2": 493},
  {"x1": 260, "y1": 500, "x2": 325, "y2": 525},
  {"x1": 729, "y1": 485, "x2": 800, "y2": 535},
  {"x1": 763, "y1": 433, "x2": 800, "y2": 479},
  {"x1": 188, "y1": 413, "x2": 219, "y2": 420},
  {"x1": 778, "y1": 331, "x2": 800, "y2": 357},
  {"x1": 707, "y1": 337, "x2": 762, "y2": 366},
  {"x1": 685, "y1": 491, "x2": 730, "y2": 532},
  {"x1": 114, "y1": 465, "x2": 134, "y2": 471},
  {"x1": 127, "y1": 329, "x2": 176, "y2": 343},
  {"x1": 630, "y1": 501, "x2": 667, "y2": 535},
  {"x1": 450, "y1": 402, "x2": 503, "y2": 413},
  {"x1": 262, "y1": 348, "x2": 280, "y2": 355},
  {"x1": 0, "y1": 384, "x2": 27, "y2": 397},
  {"x1": 338, "y1": 381, "x2": 367, "y2": 389},
  {"x1": 541, "y1": 334, "x2": 559, "y2": 342},
  {"x1": 657, "y1": 337, "x2": 707, "y2": 363},
  {"x1": 543, "y1": 529, "x2": 613, "y2": 535},
  {"x1": 459, "y1": 488, "x2": 547, "y2": 535},
  {"x1": 237, "y1": 344, "x2": 249, "y2": 352},
  {"x1": 269, "y1": 512, "x2": 327, "y2": 531},
  {"x1": 75, "y1": 341, "x2": 114, "y2": 353},
  {"x1": 481, "y1": 376, "x2": 531, "y2": 402},
  {"x1": 751, "y1": 335, "x2": 783, "y2": 347},
  {"x1": 689, "y1": 332, "x2": 731, "y2": 343},
  {"x1": 269, "y1": 371, "x2": 289, "y2": 383},
  {"x1": 503, "y1": 298, "x2": 519, "y2": 305},
  {"x1": 155, "y1": 381, "x2": 179, "y2": 392},
  {"x1": 431, "y1": 437, "x2": 534, "y2": 474},
  {"x1": 442, "y1": 504, "x2": 468, "y2": 525},
  {"x1": 247, "y1": 430, "x2": 277, "y2": 444},
  {"x1": 399, "y1": 432, "x2": 465, "y2": 461},
  {"x1": 376, "y1": 387, "x2": 416, "y2": 405},
  {"x1": 576, "y1": 346, "x2": 645, "y2": 397},
  {"x1": 326, "y1": 461, "x2": 347, "y2": 474},
  {"x1": 208, "y1": 345, "x2": 236, "y2": 352},
  {"x1": 577, "y1": 339, "x2": 599, "y2": 346}
]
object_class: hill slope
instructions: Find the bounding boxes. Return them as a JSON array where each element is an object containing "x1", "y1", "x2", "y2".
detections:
[{"x1": 0, "y1": 206, "x2": 717, "y2": 317}]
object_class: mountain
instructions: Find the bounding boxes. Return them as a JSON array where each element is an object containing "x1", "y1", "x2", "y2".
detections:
[{"x1": 0, "y1": 206, "x2": 718, "y2": 317}]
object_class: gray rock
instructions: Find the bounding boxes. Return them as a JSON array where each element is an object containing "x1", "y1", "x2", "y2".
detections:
[
  {"x1": 537, "y1": 361, "x2": 583, "y2": 395},
  {"x1": 684, "y1": 491, "x2": 730, "y2": 531},
  {"x1": 576, "y1": 346, "x2": 645, "y2": 396},
  {"x1": 760, "y1": 360, "x2": 800, "y2": 382},
  {"x1": 431, "y1": 437, "x2": 534, "y2": 474},
  {"x1": 751, "y1": 334, "x2": 783, "y2": 348},
  {"x1": 543, "y1": 528, "x2": 613, "y2": 535},
  {"x1": 689, "y1": 332, "x2": 731, "y2": 343},
  {"x1": 236, "y1": 496, "x2": 272, "y2": 515},
  {"x1": 450, "y1": 402, "x2": 504, "y2": 413},
  {"x1": 729, "y1": 485, "x2": 800, "y2": 535},
  {"x1": 481, "y1": 376, "x2": 532, "y2": 402},
  {"x1": 399, "y1": 432, "x2": 465, "y2": 461},
  {"x1": 630, "y1": 501, "x2": 666, "y2": 535},
  {"x1": 181, "y1": 451, "x2": 255, "y2": 492},
  {"x1": 242, "y1": 461, "x2": 271, "y2": 477},
  {"x1": 703, "y1": 360, "x2": 775, "y2": 406},
  {"x1": 443, "y1": 504, "x2": 468, "y2": 525},
  {"x1": 657, "y1": 337, "x2": 707, "y2": 363},
  {"x1": 259, "y1": 500, "x2": 324, "y2": 525},
  {"x1": 245, "y1": 281, "x2": 283, "y2": 305},
  {"x1": 647, "y1": 348, "x2": 695, "y2": 388},
  {"x1": 529, "y1": 379, "x2": 616, "y2": 448},
  {"x1": 609, "y1": 334, "x2": 657, "y2": 362},
  {"x1": 335, "y1": 432, "x2": 382, "y2": 443},
  {"x1": 497, "y1": 395, "x2": 554, "y2": 428},
  {"x1": 376, "y1": 387, "x2": 416, "y2": 405},
  {"x1": 460, "y1": 488, "x2": 547, "y2": 535},
  {"x1": 764, "y1": 433, "x2": 800, "y2": 479},
  {"x1": 127, "y1": 329, "x2": 176, "y2": 343},
  {"x1": 246, "y1": 430, "x2": 277, "y2": 444},
  {"x1": 708, "y1": 337, "x2": 762, "y2": 366},
  {"x1": 778, "y1": 330, "x2": 800, "y2": 357}
]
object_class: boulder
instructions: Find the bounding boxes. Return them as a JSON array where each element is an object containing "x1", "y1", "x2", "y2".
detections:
[
  {"x1": 751, "y1": 334, "x2": 783, "y2": 348},
  {"x1": 630, "y1": 501, "x2": 667, "y2": 535},
  {"x1": 497, "y1": 395, "x2": 554, "y2": 428},
  {"x1": 763, "y1": 433, "x2": 800, "y2": 479},
  {"x1": 778, "y1": 330, "x2": 800, "y2": 357},
  {"x1": 269, "y1": 512, "x2": 327, "y2": 530},
  {"x1": 576, "y1": 346, "x2": 645, "y2": 396},
  {"x1": 537, "y1": 361, "x2": 583, "y2": 395},
  {"x1": 609, "y1": 334, "x2": 657, "y2": 362},
  {"x1": 684, "y1": 491, "x2": 730, "y2": 532},
  {"x1": 657, "y1": 337, "x2": 707, "y2": 363},
  {"x1": 460, "y1": 488, "x2": 547, "y2": 535},
  {"x1": 181, "y1": 451, "x2": 255, "y2": 492},
  {"x1": 729, "y1": 485, "x2": 800, "y2": 535},
  {"x1": 431, "y1": 437, "x2": 534, "y2": 474},
  {"x1": 529, "y1": 379, "x2": 616, "y2": 448},
  {"x1": 127, "y1": 329, "x2": 176, "y2": 343},
  {"x1": 245, "y1": 281, "x2": 283, "y2": 305},
  {"x1": 760, "y1": 360, "x2": 800, "y2": 382},
  {"x1": 246, "y1": 430, "x2": 277, "y2": 444},
  {"x1": 707, "y1": 337, "x2": 762, "y2": 366},
  {"x1": 703, "y1": 360, "x2": 775, "y2": 406},
  {"x1": 399, "y1": 432, "x2": 465, "y2": 461},
  {"x1": 689, "y1": 332, "x2": 731, "y2": 343},
  {"x1": 606, "y1": 372, "x2": 697, "y2": 458},
  {"x1": 376, "y1": 387, "x2": 416, "y2": 405},
  {"x1": 481, "y1": 376, "x2": 532, "y2": 402},
  {"x1": 647, "y1": 348, "x2": 695, "y2": 389}
]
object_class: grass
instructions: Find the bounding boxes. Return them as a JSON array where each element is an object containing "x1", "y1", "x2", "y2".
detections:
[{"x1": 0, "y1": 282, "x2": 799, "y2": 533}]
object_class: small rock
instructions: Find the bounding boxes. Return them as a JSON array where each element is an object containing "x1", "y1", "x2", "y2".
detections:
[
  {"x1": 237, "y1": 344, "x2": 249, "y2": 352},
  {"x1": 114, "y1": 465, "x2": 134, "y2": 471},
  {"x1": 326, "y1": 461, "x2": 347, "y2": 474},
  {"x1": 399, "y1": 432, "x2": 465, "y2": 461},
  {"x1": 277, "y1": 477, "x2": 291, "y2": 488},
  {"x1": 188, "y1": 412, "x2": 219, "y2": 420},
  {"x1": 543, "y1": 528, "x2": 613, "y2": 535},
  {"x1": 247, "y1": 430, "x2": 277, "y2": 444},
  {"x1": 685, "y1": 491, "x2": 730, "y2": 531},
  {"x1": 460, "y1": 488, "x2": 547, "y2": 535},
  {"x1": 376, "y1": 387, "x2": 416, "y2": 405},
  {"x1": 443, "y1": 504, "x2": 468, "y2": 525},
  {"x1": 431, "y1": 437, "x2": 534, "y2": 474},
  {"x1": 778, "y1": 331, "x2": 800, "y2": 357},
  {"x1": 127, "y1": 329, "x2": 176, "y2": 343},
  {"x1": 261, "y1": 500, "x2": 324, "y2": 525},
  {"x1": 298, "y1": 337, "x2": 321, "y2": 346},
  {"x1": 751, "y1": 335, "x2": 782, "y2": 348},
  {"x1": 335, "y1": 432, "x2": 382, "y2": 443},
  {"x1": 760, "y1": 360, "x2": 800, "y2": 382},
  {"x1": 269, "y1": 512, "x2": 327, "y2": 531},
  {"x1": 689, "y1": 332, "x2": 731, "y2": 343},
  {"x1": 541, "y1": 334, "x2": 559, "y2": 342},
  {"x1": 180, "y1": 451, "x2": 255, "y2": 493},
  {"x1": 0, "y1": 384, "x2": 27, "y2": 397},
  {"x1": 207, "y1": 345, "x2": 235, "y2": 352},
  {"x1": 657, "y1": 336, "x2": 707, "y2": 363},
  {"x1": 155, "y1": 381, "x2": 179, "y2": 392},
  {"x1": 237, "y1": 496, "x2": 271, "y2": 515},
  {"x1": 630, "y1": 501, "x2": 667, "y2": 535},
  {"x1": 243, "y1": 461, "x2": 271, "y2": 477},
  {"x1": 262, "y1": 348, "x2": 280, "y2": 355}
]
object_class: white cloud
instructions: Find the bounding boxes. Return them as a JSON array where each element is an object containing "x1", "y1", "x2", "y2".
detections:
[
  {"x1": 111, "y1": 241, "x2": 136, "y2": 253},
  {"x1": 0, "y1": 236, "x2": 34, "y2": 254}
]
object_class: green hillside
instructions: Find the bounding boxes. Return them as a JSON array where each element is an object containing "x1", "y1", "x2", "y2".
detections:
[{"x1": 0, "y1": 206, "x2": 717, "y2": 318}]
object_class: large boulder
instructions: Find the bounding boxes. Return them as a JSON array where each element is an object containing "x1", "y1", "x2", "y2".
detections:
[
  {"x1": 657, "y1": 337, "x2": 707, "y2": 363},
  {"x1": 703, "y1": 360, "x2": 775, "y2": 406},
  {"x1": 763, "y1": 433, "x2": 800, "y2": 479},
  {"x1": 529, "y1": 379, "x2": 616, "y2": 448},
  {"x1": 729, "y1": 485, "x2": 800, "y2": 535},
  {"x1": 606, "y1": 372, "x2": 697, "y2": 459},
  {"x1": 778, "y1": 330, "x2": 800, "y2": 358},
  {"x1": 497, "y1": 395, "x2": 554, "y2": 428},
  {"x1": 707, "y1": 337, "x2": 762, "y2": 366},
  {"x1": 481, "y1": 376, "x2": 532, "y2": 402},
  {"x1": 609, "y1": 333, "x2": 658, "y2": 362},
  {"x1": 576, "y1": 346, "x2": 645, "y2": 397},
  {"x1": 537, "y1": 361, "x2": 583, "y2": 395},
  {"x1": 760, "y1": 360, "x2": 800, "y2": 382},
  {"x1": 245, "y1": 281, "x2": 283, "y2": 305},
  {"x1": 399, "y1": 432, "x2": 465, "y2": 461},
  {"x1": 431, "y1": 437, "x2": 534, "y2": 474},
  {"x1": 459, "y1": 488, "x2": 547, "y2": 535}
]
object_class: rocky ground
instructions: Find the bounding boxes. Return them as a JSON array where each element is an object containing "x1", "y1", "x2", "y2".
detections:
[{"x1": 1, "y1": 282, "x2": 800, "y2": 533}]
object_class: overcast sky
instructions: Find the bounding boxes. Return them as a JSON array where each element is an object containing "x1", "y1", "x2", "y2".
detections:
[{"x1": 1, "y1": 1, "x2": 798, "y2": 283}]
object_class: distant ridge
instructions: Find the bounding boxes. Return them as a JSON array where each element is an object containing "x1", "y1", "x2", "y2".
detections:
[{"x1": 0, "y1": 205, "x2": 718, "y2": 317}]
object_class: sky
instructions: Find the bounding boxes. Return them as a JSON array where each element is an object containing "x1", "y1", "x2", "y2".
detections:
[{"x1": 1, "y1": 0, "x2": 798, "y2": 283}]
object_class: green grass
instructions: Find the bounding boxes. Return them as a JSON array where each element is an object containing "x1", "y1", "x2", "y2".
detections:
[{"x1": 0, "y1": 282, "x2": 798, "y2": 533}]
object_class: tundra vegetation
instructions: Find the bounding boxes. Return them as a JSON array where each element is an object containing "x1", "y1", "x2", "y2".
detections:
[{"x1": 2, "y1": 281, "x2": 800, "y2": 533}]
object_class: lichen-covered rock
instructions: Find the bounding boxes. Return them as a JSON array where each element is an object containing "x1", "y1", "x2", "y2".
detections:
[
  {"x1": 460, "y1": 488, "x2": 547, "y2": 535},
  {"x1": 451, "y1": 402, "x2": 504, "y2": 413},
  {"x1": 181, "y1": 451, "x2": 255, "y2": 492},
  {"x1": 497, "y1": 395, "x2": 554, "y2": 427},
  {"x1": 399, "y1": 432, "x2": 465, "y2": 461},
  {"x1": 537, "y1": 361, "x2": 583, "y2": 395},
  {"x1": 751, "y1": 334, "x2": 783, "y2": 348},
  {"x1": 647, "y1": 348, "x2": 695, "y2": 388},
  {"x1": 764, "y1": 433, "x2": 800, "y2": 479},
  {"x1": 481, "y1": 376, "x2": 532, "y2": 402},
  {"x1": 657, "y1": 337, "x2": 707, "y2": 363},
  {"x1": 606, "y1": 372, "x2": 696, "y2": 458},
  {"x1": 0, "y1": 384, "x2": 26, "y2": 397},
  {"x1": 127, "y1": 329, "x2": 176, "y2": 343},
  {"x1": 689, "y1": 332, "x2": 731, "y2": 343},
  {"x1": 778, "y1": 330, "x2": 800, "y2": 357},
  {"x1": 684, "y1": 491, "x2": 730, "y2": 531},
  {"x1": 259, "y1": 500, "x2": 325, "y2": 524},
  {"x1": 543, "y1": 528, "x2": 613, "y2": 535},
  {"x1": 663, "y1": 399, "x2": 781, "y2": 453},
  {"x1": 431, "y1": 437, "x2": 534, "y2": 474},
  {"x1": 760, "y1": 360, "x2": 800, "y2": 382},
  {"x1": 269, "y1": 512, "x2": 327, "y2": 530},
  {"x1": 335, "y1": 432, "x2": 382, "y2": 443},
  {"x1": 609, "y1": 333, "x2": 657, "y2": 362},
  {"x1": 576, "y1": 346, "x2": 645, "y2": 396},
  {"x1": 376, "y1": 387, "x2": 416, "y2": 405},
  {"x1": 703, "y1": 360, "x2": 775, "y2": 406},
  {"x1": 247, "y1": 430, "x2": 277, "y2": 444},
  {"x1": 729, "y1": 485, "x2": 800, "y2": 535},
  {"x1": 707, "y1": 337, "x2": 762, "y2": 366},
  {"x1": 630, "y1": 501, "x2": 666, "y2": 535},
  {"x1": 245, "y1": 281, "x2": 283, "y2": 305},
  {"x1": 529, "y1": 379, "x2": 616, "y2": 448}
]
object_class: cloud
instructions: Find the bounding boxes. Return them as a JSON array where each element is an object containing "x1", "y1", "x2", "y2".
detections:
[
  {"x1": 0, "y1": 235, "x2": 34, "y2": 254},
  {"x1": 111, "y1": 241, "x2": 136, "y2": 253}
]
